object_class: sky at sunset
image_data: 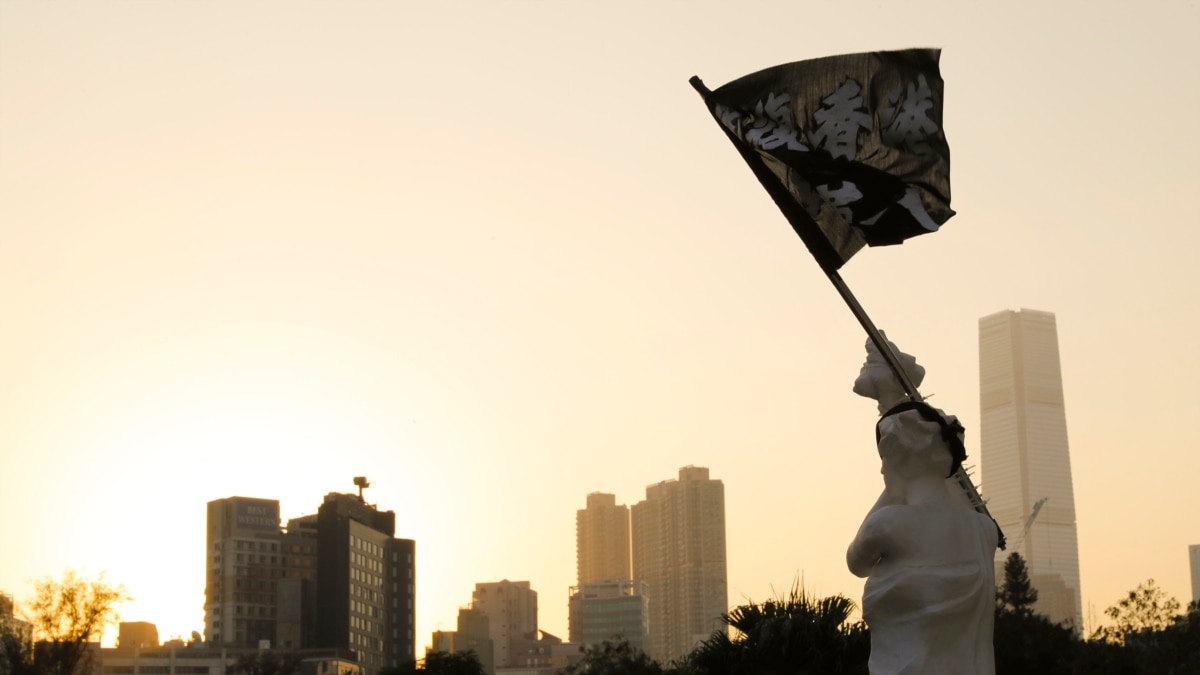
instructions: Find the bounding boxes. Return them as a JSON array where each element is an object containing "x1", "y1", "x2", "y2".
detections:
[{"x1": 2, "y1": 0, "x2": 1198, "y2": 650}]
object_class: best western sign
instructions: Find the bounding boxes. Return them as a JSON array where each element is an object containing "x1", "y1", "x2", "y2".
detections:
[{"x1": 235, "y1": 500, "x2": 279, "y2": 532}]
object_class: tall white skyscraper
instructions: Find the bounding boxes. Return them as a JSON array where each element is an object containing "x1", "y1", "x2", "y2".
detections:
[
  {"x1": 979, "y1": 309, "x2": 1083, "y2": 629},
  {"x1": 631, "y1": 466, "x2": 727, "y2": 664}
]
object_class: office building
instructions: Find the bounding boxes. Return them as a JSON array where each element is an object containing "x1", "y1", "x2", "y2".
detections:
[
  {"x1": 567, "y1": 580, "x2": 648, "y2": 651},
  {"x1": 979, "y1": 309, "x2": 1083, "y2": 629},
  {"x1": 631, "y1": 466, "x2": 727, "y2": 664},
  {"x1": 575, "y1": 493, "x2": 631, "y2": 586},
  {"x1": 277, "y1": 515, "x2": 318, "y2": 650},
  {"x1": 314, "y1": 492, "x2": 416, "y2": 672}
]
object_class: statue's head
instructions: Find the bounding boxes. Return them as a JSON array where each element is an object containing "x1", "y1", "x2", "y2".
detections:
[{"x1": 853, "y1": 334, "x2": 924, "y2": 407}]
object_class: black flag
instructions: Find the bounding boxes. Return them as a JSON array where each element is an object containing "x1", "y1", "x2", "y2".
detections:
[{"x1": 691, "y1": 49, "x2": 953, "y2": 271}]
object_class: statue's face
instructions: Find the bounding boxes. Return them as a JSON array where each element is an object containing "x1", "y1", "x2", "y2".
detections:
[{"x1": 854, "y1": 361, "x2": 896, "y2": 401}]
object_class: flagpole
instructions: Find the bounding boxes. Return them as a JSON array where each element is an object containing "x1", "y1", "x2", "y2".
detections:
[
  {"x1": 823, "y1": 265, "x2": 1002, "y2": 542},
  {"x1": 822, "y1": 266, "x2": 922, "y2": 403}
]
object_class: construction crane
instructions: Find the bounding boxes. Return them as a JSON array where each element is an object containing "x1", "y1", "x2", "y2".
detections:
[{"x1": 1009, "y1": 497, "x2": 1048, "y2": 551}]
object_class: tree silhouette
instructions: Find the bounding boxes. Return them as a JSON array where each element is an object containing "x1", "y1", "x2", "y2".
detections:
[
  {"x1": 561, "y1": 639, "x2": 661, "y2": 675},
  {"x1": 996, "y1": 553, "x2": 1038, "y2": 617},
  {"x1": 26, "y1": 570, "x2": 129, "y2": 675},
  {"x1": 1092, "y1": 579, "x2": 1181, "y2": 646},
  {"x1": 382, "y1": 651, "x2": 484, "y2": 675},
  {"x1": 686, "y1": 582, "x2": 868, "y2": 675}
]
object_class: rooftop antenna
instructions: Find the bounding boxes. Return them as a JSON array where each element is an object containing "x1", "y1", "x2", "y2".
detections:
[{"x1": 353, "y1": 476, "x2": 370, "y2": 502}]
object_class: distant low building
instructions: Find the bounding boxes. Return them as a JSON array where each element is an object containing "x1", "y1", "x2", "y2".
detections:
[
  {"x1": 96, "y1": 644, "x2": 358, "y2": 675},
  {"x1": 1, "y1": 591, "x2": 32, "y2": 643},
  {"x1": 471, "y1": 581, "x2": 536, "y2": 671},
  {"x1": 117, "y1": 623, "x2": 160, "y2": 651},
  {"x1": 428, "y1": 606, "x2": 493, "y2": 675},
  {"x1": 567, "y1": 579, "x2": 648, "y2": 651}
]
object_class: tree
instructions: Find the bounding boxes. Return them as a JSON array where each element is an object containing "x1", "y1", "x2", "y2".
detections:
[
  {"x1": 992, "y1": 607, "x2": 1075, "y2": 675},
  {"x1": 996, "y1": 553, "x2": 1038, "y2": 617},
  {"x1": 989, "y1": 551, "x2": 1078, "y2": 674},
  {"x1": 686, "y1": 582, "x2": 869, "y2": 675},
  {"x1": 1079, "y1": 596, "x2": 1200, "y2": 675},
  {"x1": 382, "y1": 651, "x2": 485, "y2": 675},
  {"x1": 1092, "y1": 579, "x2": 1181, "y2": 646},
  {"x1": 27, "y1": 570, "x2": 128, "y2": 675},
  {"x1": 561, "y1": 639, "x2": 662, "y2": 675},
  {"x1": 227, "y1": 651, "x2": 301, "y2": 675}
]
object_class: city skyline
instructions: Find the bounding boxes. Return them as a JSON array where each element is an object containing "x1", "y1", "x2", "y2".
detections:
[{"x1": 3, "y1": 0, "x2": 1198, "y2": 651}]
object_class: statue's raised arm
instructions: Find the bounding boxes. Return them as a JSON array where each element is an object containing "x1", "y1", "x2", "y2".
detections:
[{"x1": 846, "y1": 336, "x2": 998, "y2": 675}]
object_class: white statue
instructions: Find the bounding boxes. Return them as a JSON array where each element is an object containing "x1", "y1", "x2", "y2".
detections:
[{"x1": 846, "y1": 336, "x2": 997, "y2": 675}]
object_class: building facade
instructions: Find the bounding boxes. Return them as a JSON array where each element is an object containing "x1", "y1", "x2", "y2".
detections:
[
  {"x1": 575, "y1": 493, "x2": 631, "y2": 586},
  {"x1": 979, "y1": 309, "x2": 1083, "y2": 629},
  {"x1": 567, "y1": 580, "x2": 648, "y2": 651},
  {"x1": 205, "y1": 488, "x2": 415, "y2": 673},
  {"x1": 314, "y1": 492, "x2": 416, "y2": 672},
  {"x1": 631, "y1": 466, "x2": 727, "y2": 664},
  {"x1": 204, "y1": 497, "x2": 286, "y2": 648},
  {"x1": 470, "y1": 581, "x2": 537, "y2": 672}
]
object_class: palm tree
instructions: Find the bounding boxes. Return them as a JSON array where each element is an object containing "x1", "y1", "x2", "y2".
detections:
[{"x1": 686, "y1": 582, "x2": 869, "y2": 675}]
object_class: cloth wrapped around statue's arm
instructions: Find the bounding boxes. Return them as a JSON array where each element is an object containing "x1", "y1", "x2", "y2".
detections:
[{"x1": 847, "y1": 490, "x2": 900, "y2": 577}]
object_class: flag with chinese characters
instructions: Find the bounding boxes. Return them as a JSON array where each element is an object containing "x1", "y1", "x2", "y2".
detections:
[{"x1": 691, "y1": 49, "x2": 954, "y2": 271}]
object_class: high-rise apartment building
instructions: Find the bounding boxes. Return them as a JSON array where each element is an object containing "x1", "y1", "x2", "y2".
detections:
[
  {"x1": 631, "y1": 466, "x2": 727, "y2": 664},
  {"x1": 979, "y1": 309, "x2": 1083, "y2": 629},
  {"x1": 576, "y1": 493, "x2": 631, "y2": 585},
  {"x1": 470, "y1": 580, "x2": 537, "y2": 671},
  {"x1": 572, "y1": 494, "x2": 647, "y2": 651}
]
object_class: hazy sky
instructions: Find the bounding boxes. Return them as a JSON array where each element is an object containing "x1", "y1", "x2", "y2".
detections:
[{"x1": 2, "y1": 0, "x2": 1198, "y2": 649}]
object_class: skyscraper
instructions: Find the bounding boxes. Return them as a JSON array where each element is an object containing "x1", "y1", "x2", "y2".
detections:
[
  {"x1": 572, "y1": 493, "x2": 647, "y2": 650},
  {"x1": 576, "y1": 492, "x2": 631, "y2": 585},
  {"x1": 1189, "y1": 544, "x2": 1200, "y2": 604},
  {"x1": 979, "y1": 309, "x2": 1083, "y2": 628},
  {"x1": 631, "y1": 466, "x2": 727, "y2": 664}
]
